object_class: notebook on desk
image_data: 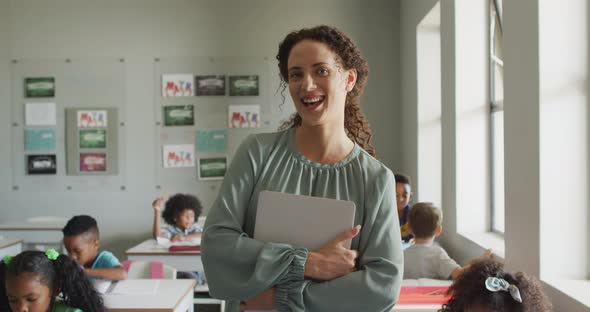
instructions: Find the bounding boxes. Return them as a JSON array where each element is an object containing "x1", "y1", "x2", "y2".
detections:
[{"x1": 253, "y1": 190, "x2": 356, "y2": 251}]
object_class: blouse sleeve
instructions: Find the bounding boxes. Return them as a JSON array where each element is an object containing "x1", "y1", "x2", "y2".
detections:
[
  {"x1": 274, "y1": 172, "x2": 404, "y2": 312},
  {"x1": 201, "y1": 135, "x2": 308, "y2": 301}
]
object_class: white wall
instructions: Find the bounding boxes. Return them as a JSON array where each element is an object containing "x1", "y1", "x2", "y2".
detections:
[
  {"x1": 0, "y1": 0, "x2": 402, "y2": 257},
  {"x1": 401, "y1": 0, "x2": 590, "y2": 310}
]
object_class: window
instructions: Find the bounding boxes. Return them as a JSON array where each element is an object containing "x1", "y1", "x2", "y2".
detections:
[{"x1": 489, "y1": 0, "x2": 504, "y2": 234}]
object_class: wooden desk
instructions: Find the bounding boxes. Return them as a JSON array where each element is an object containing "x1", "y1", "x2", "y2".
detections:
[
  {"x1": 104, "y1": 279, "x2": 195, "y2": 312},
  {"x1": 0, "y1": 219, "x2": 65, "y2": 252},
  {"x1": 126, "y1": 239, "x2": 203, "y2": 272},
  {"x1": 0, "y1": 239, "x2": 23, "y2": 259}
]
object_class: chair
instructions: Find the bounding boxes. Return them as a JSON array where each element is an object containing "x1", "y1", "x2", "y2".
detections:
[{"x1": 121, "y1": 260, "x2": 177, "y2": 279}]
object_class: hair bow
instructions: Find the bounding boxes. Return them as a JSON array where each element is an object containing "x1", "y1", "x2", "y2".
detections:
[
  {"x1": 485, "y1": 276, "x2": 522, "y2": 303},
  {"x1": 45, "y1": 249, "x2": 59, "y2": 261},
  {"x1": 2, "y1": 255, "x2": 12, "y2": 266}
]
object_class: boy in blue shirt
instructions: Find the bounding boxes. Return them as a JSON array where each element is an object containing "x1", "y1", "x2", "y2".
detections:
[
  {"x1": 395, "y1": 173, "x2": 414, "y2": 242},
  {"x1": 62, "y1": 215, "x2": 127, "y2": 280}
]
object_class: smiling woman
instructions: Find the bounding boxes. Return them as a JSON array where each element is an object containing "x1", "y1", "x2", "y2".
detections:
[{"x1": 202, "y1": 25, "x2": 403, "y2": 312}]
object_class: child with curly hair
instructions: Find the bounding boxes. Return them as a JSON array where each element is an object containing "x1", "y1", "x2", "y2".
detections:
[
  {"x1": 439, "y1": 258, "x2": 552, "y2": 312},
  {"x1": 152, "y1": 193, "x2": 204, "y2": 242},
  {"x1": 0, "y1": 249, "x2": 105, "y2": 312}
]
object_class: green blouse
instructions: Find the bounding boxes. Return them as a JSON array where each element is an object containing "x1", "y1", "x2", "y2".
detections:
[{"x1": 202, "y1": 128, "x2": 403, "y2": 312}]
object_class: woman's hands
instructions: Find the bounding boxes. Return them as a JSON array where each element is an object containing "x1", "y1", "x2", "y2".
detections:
[{"x1": 304, "y1": 225, "x2": 361, "y2": 281}]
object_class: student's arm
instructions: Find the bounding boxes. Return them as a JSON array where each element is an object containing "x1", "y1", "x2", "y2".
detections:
[
  {"x1": 182, "y1": 232, "x2": 202, "y2": 240},
  {"x1": 450, "y1": 267, "x2": 464, "y2": 280},
  {"x1": 84, "y1": 266, "x2": 127, "y2": 281},
  {"x1": 152, "y1": 198, "x2": 163, "y2": 239},
  {"x1": 171, "y1": 232, "x2": 201, "y2": 242},
  {"x1": 450, "y1": 249, "x2": 493, "y2": 280}
]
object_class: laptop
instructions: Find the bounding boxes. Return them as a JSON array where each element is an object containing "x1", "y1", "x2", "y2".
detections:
[{"x1": 253, "y1": 190, "x2": 356, "y2": 251}]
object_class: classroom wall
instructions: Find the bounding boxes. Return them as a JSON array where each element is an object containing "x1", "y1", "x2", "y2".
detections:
[
  {"x1": 0, "y1": 0, "x2": 402, "y2": 257},
  {"x1": 400, "y1": 0, "x2": 589, "y2": 310}
]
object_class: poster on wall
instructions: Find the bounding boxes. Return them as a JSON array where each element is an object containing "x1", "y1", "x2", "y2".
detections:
[
  {"x1": 163, "y1": 144, "x2": 195, "y2": 168},
  {"x1": 25, "y1": 102, "x2": 57, "y2": 126},
  {"x1": 229, "y1": 75, "x2": 259, "y2": 96},
  {"x1": 25, "y1": 128, "x2": 56, "y2": 151},
  {"x1": 198, "y1": 157, "x2": 227, "y2": 180},
  {"x1": 196, "y1": 75, "x2": 225, "y2": 96},
  {"x1": 162, "y1": 74, "x2": 194, "y2": 97},
  {"x1": 24, "y1": 77, "x2": 55, "y2": 98},
  {"x1": 228, "y1": 105, "x2": 260, "y2": 128},
  {"x1": 77, "y1": 110, "x2": 107, "y2": 128},
  {"x1": 196, "y1": 129, "x2": 227, "y2": 152},
  {"x1": 79, "y1": 129, "x2": 106, "y2": 148},
  {"x1": 80, "y1": 153, "x2": 107, "y2": 172},
  {"x1": 27, "y1": 154, "x2": 57, "y2": 175},
  {"x1": 163, "y1": 105, "x2": 194, "y2": 126}
]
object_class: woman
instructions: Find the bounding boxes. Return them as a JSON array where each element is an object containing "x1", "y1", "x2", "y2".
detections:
[{"x1": 202, "y1": 25, "x2": 403, "y2": 312}]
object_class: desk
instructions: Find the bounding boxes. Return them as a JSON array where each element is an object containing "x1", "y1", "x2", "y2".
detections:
[
  {"x1": 393, "y1": 304, "x2": 442, "y2": 311},
  {"x1": 104, "y1": 279, "x2": 195, "y2": 312},
  {"x1": 0, "y1": 239, "x2": 23, "y2": 259},
  {"x1": 126, "y1": 239, "x2": 225, "y2": 311},
  {"x1": 126, "y1": 239, "x2": 202, "y2": 272},
  {"x1": 0, "y1": 219, "x2": 65, "y2": 252}
]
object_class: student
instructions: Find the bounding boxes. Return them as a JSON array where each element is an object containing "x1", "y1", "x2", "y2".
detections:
[
  {"x1": 62, "y1": 215, "x2": 126, "y2": 281},
  {"x1": 404, "y1": 202, "x2": 491, "y2": 280},
  {"x1": 202, "y1": 25, "x2": 402, "y2": 312},
  {"x1": 395, "y1": 173, "x2": 413, "y2": 242},
  {"x1": 0, "y1": 249, "x2": 105, "y2": 312},
  {"x1": 151, "y1": 193, "x2": 203, "y2": 242},
  {"x1": 439, "y1": 258, "x2": 552, "y2": 312},
  {"x1": 152, "y1": 193, "x2": 206, "y2": 283}
]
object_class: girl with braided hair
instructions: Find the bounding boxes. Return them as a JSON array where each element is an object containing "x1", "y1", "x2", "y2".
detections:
[{"x1": 0, "y1": 249, "x2": 105, "y2": 312}]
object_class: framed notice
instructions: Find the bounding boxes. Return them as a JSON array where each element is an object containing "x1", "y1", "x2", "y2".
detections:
[
  {"x1": 80, "y1": 153, "x2": 107, "y2": 172},
  {"x1": 163, "y1": 105, "x2": 194, "y2": 126},
  {"x1": 162, "y1": 74, "x2": 194, "y2": 97},
  {"x1": 198, "y1": 157, "x2": 227, "y2": 180},
  {"x1": 228, "y1": 105, "x2": 260, "y2": 128},
  {"x1": 27, "y1": 154, "x2": 57, "y2": 175},
  {"x1": 25, "y1": 77, "x2": 55, "y2": 97},
  {"x1": 229, "y1": 75, "x2": 259, "y2": 96},
  {"x1": 196, "y1": 75, "x2": 225, "y2": 96},
  {"x1": 79, "y1": 129, "x2": 106, "y2": 149}
]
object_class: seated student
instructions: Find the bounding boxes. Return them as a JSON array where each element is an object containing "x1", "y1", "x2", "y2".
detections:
[
  {"x1": 62, "y1": 215, "x2": 127, "y2": 281},
  {"x1": 404, "y1": 202, "x2": 490, "y2": 280},
  {"x1": 439, "y1": 258, "x2": 552, "y2": 312},
  {"x1": 152, "y1": 193, "x2": 206, "y2": 284},
  {"x1": 395, "y1": 173, "x2": 414, "y2": 242},
  {"x1": 152, "y1": 193, "x2": 203, "y2": 242},
  {"x1": 0, "y1": 249, "x2": 105, "y2": 312}
]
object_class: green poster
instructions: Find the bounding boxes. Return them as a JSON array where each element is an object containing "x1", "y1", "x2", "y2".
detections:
[
  {"x1": 199, "y1": 157, "x2": 227, "y2": 180},
  {"x1": 229, "y1": 75, "x2": 259, "y2": 96},
  {"x1": 25, "y1": 77, "x2": 55, "y2": 98},
  {"x1": 164, "y1": 105, "x2": 194, "y2": 126},
  {"x1": 79, "y1": 129, "x2": 106, "y2": 148},
  {"x1": 196, "y1": 129, "x2": 227, "y2": 152}
]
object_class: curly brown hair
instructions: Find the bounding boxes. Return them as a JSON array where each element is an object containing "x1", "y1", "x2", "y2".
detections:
[
  {"x1": 440, "y1": 258, "x2": 552, "y2": 312},
  {"x1": 276, "y1": 25, "x2": 376, "y2": 157}
]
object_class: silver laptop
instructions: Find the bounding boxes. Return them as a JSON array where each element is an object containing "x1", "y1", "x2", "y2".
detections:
[{"x1": 253, "y1": 190, "x2": 356, "y2": 251}]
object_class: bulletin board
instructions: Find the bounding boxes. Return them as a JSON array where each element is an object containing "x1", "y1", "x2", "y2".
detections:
[
  {"x1": 10, "y1": 58, "x2": 126, "y2": 192},
  {"x1": 152, "y1": 56, "x2": 280, "y2": 200}
]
